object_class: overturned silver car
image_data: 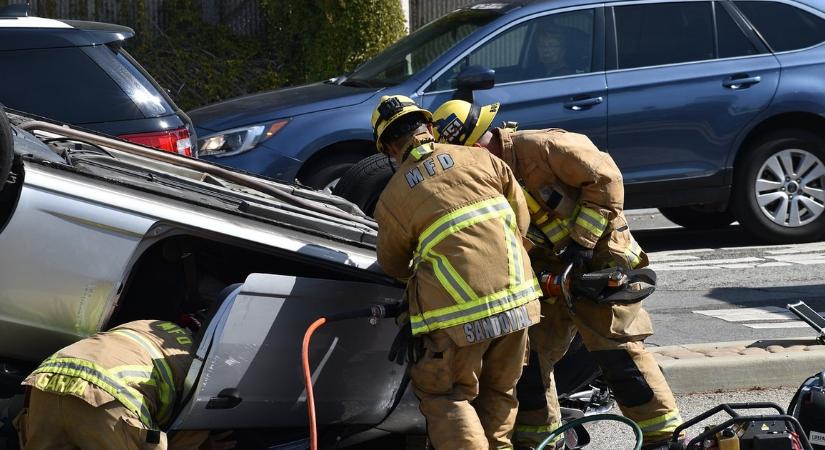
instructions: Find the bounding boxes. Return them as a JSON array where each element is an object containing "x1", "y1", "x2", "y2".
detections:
[{"x1": 0, "y1": 108, "x2": 420, "y2": 447}]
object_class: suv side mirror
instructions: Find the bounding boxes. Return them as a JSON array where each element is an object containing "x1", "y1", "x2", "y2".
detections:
[{"x1": 453, "y1": 65, "x2": 495, "y2": 103}]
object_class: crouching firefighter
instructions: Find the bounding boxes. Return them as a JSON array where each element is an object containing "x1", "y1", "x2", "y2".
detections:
[
  {"x1": 372, "y1": 95, "x2": 542, "y2": 449},
  {"x1": 432, "y1": 100, "x2": 684, "y2": 450},
  {"x1": 15, "y1": 320, "x2": 232, "y2": 450}
]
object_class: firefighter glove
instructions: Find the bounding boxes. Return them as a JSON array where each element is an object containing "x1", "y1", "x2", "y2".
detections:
[
  {"x1": 388, "y1": 321, "x2": 424, "y2": 366},
  {"x1": 560, "y1": 240, "x2": 593, "y2": 266}
]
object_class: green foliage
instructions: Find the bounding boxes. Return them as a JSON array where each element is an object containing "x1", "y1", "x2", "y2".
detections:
[
  {"x1": 0, "y1": 0, "x2": 407, "y2": 110},
  {"x1": 124, "y1": 0, "x2": 282, "y2": 110},
  {"x1": 262, "y1": 0, "x2": 406, "y2": 83}
]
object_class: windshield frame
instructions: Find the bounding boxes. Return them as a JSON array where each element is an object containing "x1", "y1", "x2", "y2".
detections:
[{"x1": 341, "y1": 7, "x2": 505, "y2": 87}]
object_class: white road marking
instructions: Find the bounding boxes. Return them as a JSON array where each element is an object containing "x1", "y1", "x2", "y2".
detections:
[
  {"x1": 648, "y1": 242, "x2": 825, "y2": 271},
  {"x1": 693, "y1": 307, "x2": 825, "y2": 330},
  {"x1": 745, "y1": 322, "x2": 811, "y2": 329}
]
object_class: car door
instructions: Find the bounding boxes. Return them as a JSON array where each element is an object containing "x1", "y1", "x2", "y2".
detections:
[
  {"x1": 605, "y1": 0, "x2": 780, "y2": 203},
  {"x1": 171, "y1": 274, "x2": 405, "y2": 429},
  {"x1": 418, "y1": 7, "x2": 609, "y2": 149}
]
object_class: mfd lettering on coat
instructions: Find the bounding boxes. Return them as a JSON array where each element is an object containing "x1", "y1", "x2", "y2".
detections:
[
  {"x1": 405, "y1": 154, "x2": 455, "y2": 188},
  {"x1": 463, "y1": 304, "x2": 533, "y2": 344}
]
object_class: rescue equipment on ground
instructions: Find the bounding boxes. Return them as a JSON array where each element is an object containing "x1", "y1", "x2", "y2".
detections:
[
  {"x1": 788, "y1": 371, "x2": 825, "y2": 448},
  {"x1": 671, "y1": 403, "x2": 813, "y2": 450}
]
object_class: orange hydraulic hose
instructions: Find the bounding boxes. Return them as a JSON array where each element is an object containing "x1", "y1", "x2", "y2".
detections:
[{"x1": 302, "y1": 317, "x2": 328, "y2": 450}]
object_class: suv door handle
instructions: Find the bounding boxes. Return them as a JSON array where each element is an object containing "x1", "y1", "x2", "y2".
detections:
[
  {"x1": 206, "y1": 388, "x2": 242, "y2": 409},
  {"x1": 723, "y1": 75, "x2": 762, "y2": 89},
  {"x1": 564, "y1": 96, "x2": 604, "y2": 111}
]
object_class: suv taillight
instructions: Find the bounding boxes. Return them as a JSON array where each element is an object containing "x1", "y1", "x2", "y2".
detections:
[{"x1": 118, "y1": 127, "x2": 193, "y2": 157}]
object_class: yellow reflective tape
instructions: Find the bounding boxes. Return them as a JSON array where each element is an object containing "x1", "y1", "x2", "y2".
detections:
[
  {"x1": 409, "y1": 143, "x2": 434, "y2": 161},
  {"x1": 636, "y1": 410, "x2": 683, "y2": 434},
  {"x1": 34, "y1": 357, "x2": 155, "y2": 429},
  {"x1": 111, "y1": 329, "x2": 176, "y2": 427},
  {"x1": 417, "y1": 198, "x2": 513, "y2": 257},
  {"x1": 575, "y1": 207, "x2": 608, "y2": 237},
  {"x1": 426, "y1": 249, "x2": 477, "y2": 304},
  {"x1": 626, "y1": 237, "x2": 643, "y2": 268},
  {"x1": 522, "y1": 188, "x2": 543, "y2": 214},
  {"x1": 513, "y1": 421, "x2": 563, "y2": 443},
  {"x1": 545, "y1": 219, "x2": 569, "y2": 244},
  {"x1": 504, "y1": 221, "x2": 518, "y2": 288},
  {"x1": 410, "y1": 279, "x2": 540, "y2": 335}
]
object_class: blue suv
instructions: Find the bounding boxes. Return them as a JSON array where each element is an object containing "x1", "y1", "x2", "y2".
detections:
[{"x1": 190, "y1": 0, "x2": 825, "y2": 243}]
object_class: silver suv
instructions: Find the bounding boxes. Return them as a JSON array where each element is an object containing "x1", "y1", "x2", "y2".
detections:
[{"x1": 0, "y1": 108, "x2": 416, "y2": 446}]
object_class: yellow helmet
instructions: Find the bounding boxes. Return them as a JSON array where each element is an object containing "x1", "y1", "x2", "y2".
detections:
[
  {"x1": 371, "y1": 95, "x2": 433, "y2": 153},
  {"x1": 432, "y1": 100, "x2": 500, "y2": 146}
]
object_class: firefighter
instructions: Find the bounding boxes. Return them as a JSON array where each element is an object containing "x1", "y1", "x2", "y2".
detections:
[
  {"x1": 15, "y1": 319, "x2": 235, "y2": 450},
  {"x1": 372, "y1": 95, "x2": 542, "y2": 449},
  {"x1": 432, "y1": 100, "x2": 684, "y2": 450}
]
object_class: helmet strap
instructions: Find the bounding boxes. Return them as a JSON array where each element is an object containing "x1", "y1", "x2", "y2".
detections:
[{"x1": 458, "y1": 103, "x2": 481, "y2": 145}]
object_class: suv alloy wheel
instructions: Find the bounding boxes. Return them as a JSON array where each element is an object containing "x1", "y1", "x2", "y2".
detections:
[{"x1": 733, "y1": 129, "x2": 825, "y2": 243}]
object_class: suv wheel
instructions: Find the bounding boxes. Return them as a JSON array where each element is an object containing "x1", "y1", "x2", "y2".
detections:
[
  {"x1": 0, "y1": 106, "x2": 12, "y2": 194},
  {"x1": 333, "y1": 153, "x2": 393, "y2": 216},
  {"x1": 300, "y1": 150, "x2": 371, "y2": 193},
  {"x1": 732, "y1": 129, "x2": 825, "y2": 243},
  {"x1": 659, "y1": 206, "x2": 735, "y2": 229}
]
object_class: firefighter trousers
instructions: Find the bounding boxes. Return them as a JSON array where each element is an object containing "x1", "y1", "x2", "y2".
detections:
[
  {"x1": 412, "y1": 327, "x2": 529, "y2": 450},
  {"x1": 513, "y1": 298, "x2": 682, "y2": 448}
]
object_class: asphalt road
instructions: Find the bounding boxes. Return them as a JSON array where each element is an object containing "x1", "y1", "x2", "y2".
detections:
[{"x1": 627, "y1": 209, "x2": 825, "y2": 347}]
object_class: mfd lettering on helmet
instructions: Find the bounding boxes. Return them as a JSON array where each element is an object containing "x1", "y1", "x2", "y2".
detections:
[{"x1": 405, "y1": 154, "x2": 455, "y2": 188}]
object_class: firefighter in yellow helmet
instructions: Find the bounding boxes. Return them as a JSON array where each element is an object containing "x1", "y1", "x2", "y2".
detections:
[
  {"x1": 15, "y1": 320, "x2": 235, "y2": 450},
  {"x1": 432, "y1": 99, "x2": 684, "y2": 450},
  {"x1": 371, "y1": 95, "x2": 542, "y2": 449}
]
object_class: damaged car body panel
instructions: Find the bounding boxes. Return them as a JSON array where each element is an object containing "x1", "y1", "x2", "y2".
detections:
[
  {"x1": 0, "y1": 110, "x2": 419, "y2": 442},
  {"x1": 174, "y1": 274, "x2": 407, "y2": 429}
]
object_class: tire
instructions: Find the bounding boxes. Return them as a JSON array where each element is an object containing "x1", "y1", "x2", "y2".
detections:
[
  {"x1": 0, "y1": 106, "x2": 13, "y2": 195},
  {"x1": 333, "y1": 153, "x2": 394, "y2": 216},
  {"x1": 299, "y1": 150, "x2": 371, "y2": 192},
  {"x1": 732, "y1": 129, "x2": 825, "y2": 243},
  {"x1": 658, "y1": 206, "x2": 735, "y2": 230}
]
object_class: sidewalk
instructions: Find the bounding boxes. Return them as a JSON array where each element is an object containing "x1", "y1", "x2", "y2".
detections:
[{"x1": 650, "y1": 337, "x2": 825, "y2": 394}]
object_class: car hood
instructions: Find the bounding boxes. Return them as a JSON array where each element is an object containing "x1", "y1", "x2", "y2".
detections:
[{"x1": 189, "y1": 81, "x2": 382, "y2": 133}]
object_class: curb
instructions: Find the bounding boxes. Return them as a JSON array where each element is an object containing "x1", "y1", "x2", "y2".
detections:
[{"x1": 649, "y1": 338, "x2": 825, "y2": 394}]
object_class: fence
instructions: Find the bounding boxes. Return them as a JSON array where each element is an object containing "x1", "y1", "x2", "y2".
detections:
[{"x1": 1, "y1": 0, "x2": 463, "y2": 34}]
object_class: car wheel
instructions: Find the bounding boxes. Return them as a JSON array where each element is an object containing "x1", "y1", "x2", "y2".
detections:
[
  {"x1": 333, "y1": 153, "x2": 393, "y2": 216},
  {"x1": 658, "y1": 206, "x2": 735, "y2": 229},
  {"x1": 300, "y1": 151, "x2": 371, "y2": 193},
  {"x1": 732, "y1": 129, "x2": 825, "y2": 243},
  {"x1": 0, "y1": 106, "x2": 13, "y2": 194}
]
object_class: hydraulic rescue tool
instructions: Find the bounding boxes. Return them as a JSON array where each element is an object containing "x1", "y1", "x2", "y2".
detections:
[
  {"x1": 538, "y1": 263, "x2": 657, "y2": 309},
  {"x1": 670, "y1": 403, "x2": 813, "y2": 450},
  {"x1": 786, "y1": 301, "x2": 825, "y2": 447}
]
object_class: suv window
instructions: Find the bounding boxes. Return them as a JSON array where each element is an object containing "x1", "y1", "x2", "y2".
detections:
[
  {"x1": 0, "y1": 46, "x2": 145, "y2": 124},
  {"x1": 716, "y1": 3, "x2": 760, "y2": 58},
  {"x1": 735, "y1": 1, "x2": 825, "y2": 52},
  {"x1": 615, "y1": 2, "x2": 714, "y2": 69},
  {"x1": 428, "y1": 9, "x2": 595, "y2": 92}
]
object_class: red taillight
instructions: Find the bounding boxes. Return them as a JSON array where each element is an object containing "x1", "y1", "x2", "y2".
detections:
[{"x1": 118, "y1": 127, "x2": 193, "y2": 157}]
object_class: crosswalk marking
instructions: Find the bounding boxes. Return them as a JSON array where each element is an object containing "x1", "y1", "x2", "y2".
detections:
[
  {"x1": 694, "y1": 307, "x2": 825, "y2": 329},
  {"x1": 649, "y1": 243, "x2": 825, "y2": 271}
]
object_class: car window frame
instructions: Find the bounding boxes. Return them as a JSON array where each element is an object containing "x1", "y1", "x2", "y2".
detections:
[
  {"x1": 730, "y1": 0, "x2": 825, "y2": 55},
  {"x1": 417, "y1": 4, "x2": 607, "y2": 96},
  {"x1": 604, "y1": 0, "x2": 773, "y2": 73}
]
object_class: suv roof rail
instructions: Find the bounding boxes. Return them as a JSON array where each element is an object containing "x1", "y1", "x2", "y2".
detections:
[{"x1": 0, "y1": 3, "x2": 29, "y2": 18}]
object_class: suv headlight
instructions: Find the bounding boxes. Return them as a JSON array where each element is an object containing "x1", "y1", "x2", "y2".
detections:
[{"x1": 198, "y1": 119, "x2": 289, "y2": 157}]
